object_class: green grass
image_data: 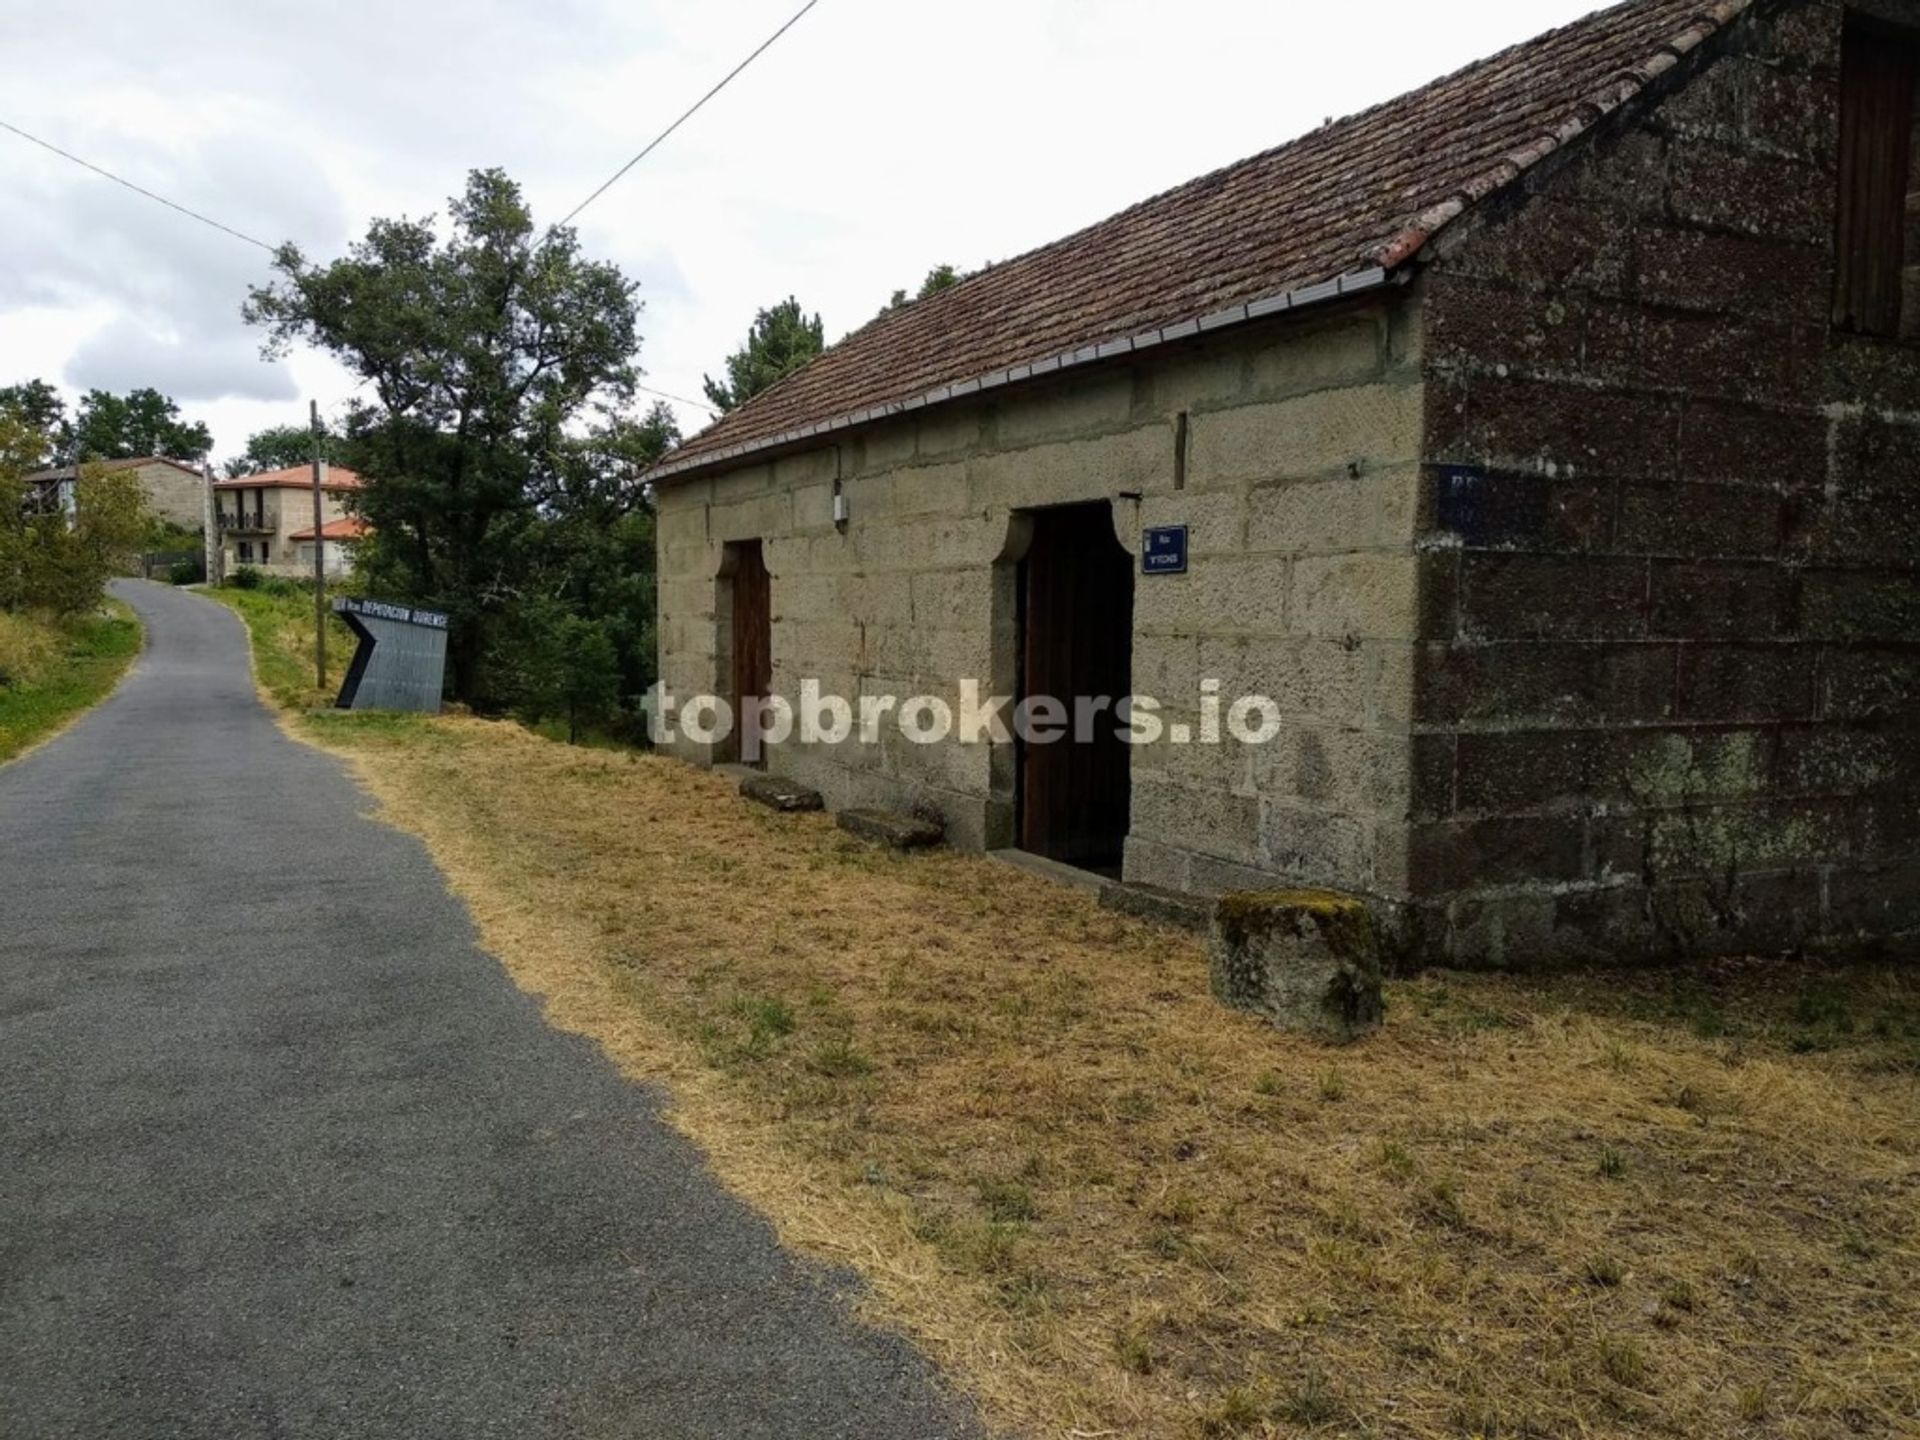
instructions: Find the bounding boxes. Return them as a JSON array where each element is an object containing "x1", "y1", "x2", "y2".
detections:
[
  {"x1": 202, "y1": 582, "x2": 354, "y2": 711},
  {"x1": 0, "y1": 602, "x2": 141, "y2": 764},
  {"x1": 208, "y1": 583, "x2": 646, "y2": 754}
]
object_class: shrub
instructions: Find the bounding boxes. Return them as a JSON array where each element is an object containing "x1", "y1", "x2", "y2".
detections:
[
  {"x1": 0, "y1": 462, "x2": 151, "y2": 615},
  {"x1": 228, "y1": 566, "x2": 262, "y2": 590},
  {"x1": 168, "y1": 558, "x2": 204, "y2": 586},
  {"x1": 0, "y1": 609, "x2": 58, "y2": 689}
]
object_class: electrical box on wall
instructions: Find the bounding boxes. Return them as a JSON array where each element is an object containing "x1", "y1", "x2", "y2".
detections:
[{"x1": 832, "y1": 492, "x2": 849, "y2": 526}]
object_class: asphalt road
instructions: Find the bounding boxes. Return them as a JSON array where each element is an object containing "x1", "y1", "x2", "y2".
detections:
[{"x1": 0, "y1": 581, "x2": 977, "y2": 1440}]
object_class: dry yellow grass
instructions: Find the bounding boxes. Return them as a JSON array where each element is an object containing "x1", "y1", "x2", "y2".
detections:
[{"x1": 268, "y1": 706, "x2": 1920, "y2": 1440}]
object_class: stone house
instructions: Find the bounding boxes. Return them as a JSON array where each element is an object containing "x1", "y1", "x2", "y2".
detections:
[
  {"x1": 22, "y1": 456, "x2": 206, "y2": 532},
  {"x1": 650, "y1": 0, "x2": 1920, "y2": 967},
  {"x1": 214, "y1": 465, "x2": 363, "y2": 578}
]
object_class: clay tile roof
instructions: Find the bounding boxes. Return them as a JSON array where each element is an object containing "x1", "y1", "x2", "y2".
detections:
[
  {"x1": 212, "y1": 465, "x2": 364, "y2": 491},
  {"x1": 655, "y1": 0, "x2": 1750, "y2": 481},
  {"x1": 288, "y1": 516, "x2": 369, "y2": 542}
]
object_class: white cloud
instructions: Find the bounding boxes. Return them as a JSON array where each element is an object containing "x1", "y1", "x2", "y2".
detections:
[
  {"x1": 1, "y1": 0, "x2": 1607, "y2": 462},
  {"x1": 65, "y1": 318, "x2": 296, "y2": 403}
]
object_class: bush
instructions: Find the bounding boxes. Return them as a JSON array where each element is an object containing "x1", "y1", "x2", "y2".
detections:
[
  {"x1": 0, "y1": 460, "x2": 152, "y2": 615},
  {"x1": 168, "y1": 558, "x2": 204, "y2": 586},
  {"x1": 495, "y1": 599, "x2": 622, "y2": 744},
  {"x1": 228, "y1": 566, "x2": 262, "y2": 590},
  {"x1": 0, "y1": 609, "x2": 58, "y2": 690}
]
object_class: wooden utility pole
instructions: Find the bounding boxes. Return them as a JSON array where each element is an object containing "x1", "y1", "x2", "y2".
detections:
[
  {"x1": 310, "y1": 399, "x2": 327, "y2": 688},
  {"x1": 200, "y1": 461, "x2": 220, "y2": 586}
]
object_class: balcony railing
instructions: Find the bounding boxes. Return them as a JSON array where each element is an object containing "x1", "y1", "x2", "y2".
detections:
[{"x1": 220, "y1": 511, "x2": 269, "y2": 532}]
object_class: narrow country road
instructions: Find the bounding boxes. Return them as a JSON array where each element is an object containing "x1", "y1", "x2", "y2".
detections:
[{"x1": 0, "y1": 581, "x2": 975, "y2": 1440}]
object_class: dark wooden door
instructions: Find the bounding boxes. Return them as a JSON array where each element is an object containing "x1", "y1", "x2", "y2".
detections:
[
  {"x1": 1834, "y1": 22, "x2": 1919, "y2": 336},
  {"x1": 1018, "y1": 503, "x2": 1134, "y2": 872},
  {"x1": 730, "y1": 540, "x2": 772, "y2": 766}
]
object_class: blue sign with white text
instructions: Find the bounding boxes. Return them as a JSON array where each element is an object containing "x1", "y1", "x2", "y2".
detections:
[{"x1": 1142, "y1": 525, "x2": 1188, "y2": 575}]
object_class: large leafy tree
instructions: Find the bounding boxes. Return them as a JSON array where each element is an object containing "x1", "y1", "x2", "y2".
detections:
[
  {"x1": 243, "y1": 168, "x2": 644, "y2": 705},
  {"x1": 70, "y1": 387, "x2": 212, "y2": 462},
  {"x1": 0, "y1": 381, "x2": 68, "y2": 468},
  {"x1": 224, "y1": 422, "x2": 342, "y2": 478},
  {"x1": 702, "y1": 297, "x2": 823, "y2": 413}
]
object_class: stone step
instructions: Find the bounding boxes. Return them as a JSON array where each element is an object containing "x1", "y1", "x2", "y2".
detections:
[
  {"x1": 1099, "y1": 881, "x2": 1211, "y2": 933},
  {"x1": 835, "y1": 808, "x2": 944, "y2": 850},
  {"x1": 739, "y1": 773, "x2": 824, "y2": 813}
]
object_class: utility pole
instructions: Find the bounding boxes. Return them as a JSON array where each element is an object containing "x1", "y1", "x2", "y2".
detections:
[
  {"x1": 310, "y1": 399, "x2": 327, "y2": 689},
  {"x1": 200, "y1": 460, "x2": 220, "y2": 586}
]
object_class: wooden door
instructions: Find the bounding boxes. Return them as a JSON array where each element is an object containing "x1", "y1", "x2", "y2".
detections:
[
  {"x1": 730, "y1": 540, "x2": 772, "y2": 766},
  {"x1": 1018, "y1": 503, "x2": 1134, "y2": 872},
  {"x1": 1834, "y1": 22, "x2": 1919, "y2": 336}
]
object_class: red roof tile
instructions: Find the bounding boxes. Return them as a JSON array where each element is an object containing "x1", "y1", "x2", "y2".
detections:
[
  {"x1": 213, "y1": 465, "x2": 364, "y2": 492},
  {"x1": 288, "y1": 516, "x2": 369, "y2": 542},
  {"x1": 656, "y1": 0, "x2": 1750, "y2": 481}
]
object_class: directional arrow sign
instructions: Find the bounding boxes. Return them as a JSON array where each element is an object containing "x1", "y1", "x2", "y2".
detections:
[{"x1": 333, "y1": 597, "x2": 450, "y2": 714}]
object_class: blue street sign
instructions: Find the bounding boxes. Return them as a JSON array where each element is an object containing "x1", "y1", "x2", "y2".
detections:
[{"x1": 1142, "y1": 525, "x2": 1188, "y2": 575}]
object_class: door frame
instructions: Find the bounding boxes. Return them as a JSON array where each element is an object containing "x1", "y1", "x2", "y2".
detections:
[
  {"x1": 718, "y1": 538, "x2": 772, "y2": 766},
  {"x1": 1010, "y1": 499, "x2": 1136, "y2": 872}
]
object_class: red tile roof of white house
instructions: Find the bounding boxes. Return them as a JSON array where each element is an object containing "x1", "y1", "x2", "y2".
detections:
[
  {"x1": 288, "y1": 516, "x2": 369, "y2": 542},
  {"x1": 652, "y1": 0, "x2": 1750, "y2": 482},
  {"x1": 213, "y1": 465, "x2": 364, "y2": 491}
]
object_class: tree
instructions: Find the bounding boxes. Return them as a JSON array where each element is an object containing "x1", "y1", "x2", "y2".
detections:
[
  {"x1": 503, "y1": 601, "x2": 624, "y2": 744},
  {"x1": 502, "y1": 401, "x2": 679, "y2": 733},
  {"x1": 243, "y1": 168, "x2": 644, "y2": 705},
  {"x1": 0, "y1": 380, "x2": 68, "y2": 468},
  {"x1": 702, "y1": 297, "x2": 824, "y2": 413},
  {"x1": 0, "y1": 408, "x2": 51, "y2": 481},
  {"x1": 1, "y1": 428, "x2": 152, "y2": 616},
  {"x1": 882, "y1": 263, "x2": 964, "y2": 314},
  {"x1": 70, "y1": 387, "x2": 212, "y2": 462},
  {"x1": 224, "y1": 422, "x2": 342, "y2": 478}
]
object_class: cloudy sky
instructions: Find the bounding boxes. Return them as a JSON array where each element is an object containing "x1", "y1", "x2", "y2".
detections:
[{"x1": 0, "y1": 0, "x2": 1605, "y2": 463}]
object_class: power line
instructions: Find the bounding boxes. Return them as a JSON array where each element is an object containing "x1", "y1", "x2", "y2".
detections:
[
  {"x1": 5, "y1": 0, "x2": 777, "y2": 422},
  {"x1": 639, "y1": 383, "x2": 716, "y2": 414},
  {"x1": 0, "y1": 117, "x2": 276, "y2": 253},
  {"x1": 551, "y1": 0, "x2": 821, "y2": 234}
]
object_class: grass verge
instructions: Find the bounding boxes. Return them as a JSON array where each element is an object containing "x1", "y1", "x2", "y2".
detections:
[
  {"x1": 242, "y1": 617, "x2": 1920, "y2": 1438},
  {"x1": 0, "y1": 600, "x2": 141, "y2": 764},
  {"x1": 202, "y1": 582, "x2": 354, "y2": 711}
]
